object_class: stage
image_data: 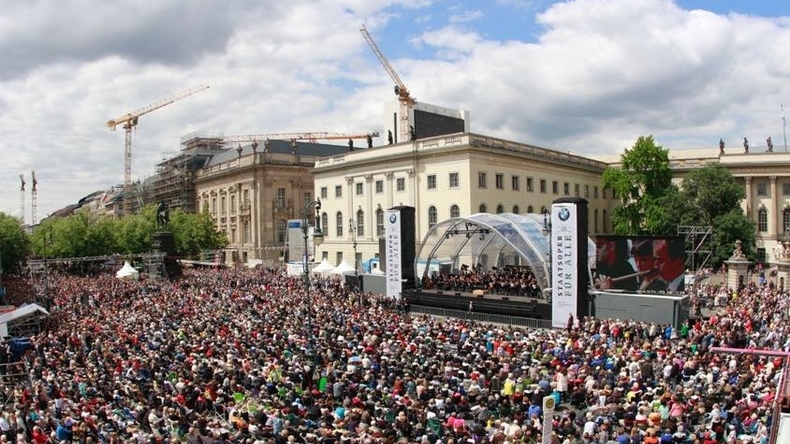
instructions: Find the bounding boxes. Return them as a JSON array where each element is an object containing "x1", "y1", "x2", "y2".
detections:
[{"x1": 402, "y1": 289, "x2": 551, "y2": 319}]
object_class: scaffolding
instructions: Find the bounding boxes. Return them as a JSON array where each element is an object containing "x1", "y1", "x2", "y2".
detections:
[
  {"x1": 677, "y1": 225, "x2": 713, "y2": 271},
  {"x1": 146, "y1": 133, "x2": 227, "y2": 213}
]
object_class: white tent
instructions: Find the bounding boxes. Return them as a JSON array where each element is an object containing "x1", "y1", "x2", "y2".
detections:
[
  {"x1": 370, "y1": 267, "x2": 385, "y2": 276},
  {"x1": 312, "y1": 259, "x2": 335, "y2": 277},
  {"x1": 330, "y1": 260, "x2": 356, "y2": 275},
  {"x1": 0, "y1": 303, "x2": 49, "y2": 338},
  {"x1": 116, "y1": 261, "x2": 140, "y2": 280}
]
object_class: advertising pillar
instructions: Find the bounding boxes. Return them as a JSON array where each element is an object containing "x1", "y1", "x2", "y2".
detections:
[{"x1": 550, "y1": 198, "x2": 589, "y2": 328}]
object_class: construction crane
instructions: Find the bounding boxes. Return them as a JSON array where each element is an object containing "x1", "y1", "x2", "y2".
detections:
[
  {"x1": 106, "y1": 83, "x2": 209, "y2": 215},
  {"x1": 19, "y1": 174, "x2": 25, "y2": 225},
  {"x1": 221, "y1": 132, "x2": 380, "y2": 151},
  {"x1": 359, "y1": 24, "x2": 416, "y2": 144}
]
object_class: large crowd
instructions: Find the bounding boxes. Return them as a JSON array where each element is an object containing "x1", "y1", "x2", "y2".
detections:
[{"x1": 0, "y1": 265, "x2": 786, "y2": 444}]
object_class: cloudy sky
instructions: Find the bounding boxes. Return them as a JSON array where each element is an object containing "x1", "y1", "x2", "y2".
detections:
[{"x1": 2, "y1": 0, "x2": 790, "y2": 221}]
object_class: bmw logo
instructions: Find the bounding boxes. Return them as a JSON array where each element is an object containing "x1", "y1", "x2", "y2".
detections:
[
  {"x1": 558, "y1": 208, "x2": 571, "y2": 221},
  {"x1": 389, "y1": 213, "x2": 398, "y2": 224}
]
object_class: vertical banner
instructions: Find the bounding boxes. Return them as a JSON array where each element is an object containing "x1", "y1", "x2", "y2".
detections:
[
  {"x1": 551, "y1": 202, "x2": 578, "y2": 328},
  {"x1": 385, "y1": 209, "x2": 402, "y2": 298},
  {"x1": 287, "y1": 219, "x2": 304, "y2": 263}
]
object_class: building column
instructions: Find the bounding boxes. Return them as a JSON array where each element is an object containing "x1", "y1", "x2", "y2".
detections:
[
  {"x1": 365, "y1": 174, "x2": 373, "y2": 241},
  {"x1": 771, "y1": 176, "x2": 779, "y2": 237},
  {"x1": 385, "y1": 171, "x2": 395, "y2": 208},
  {"x1": 745, "y1": 176, "x2": 753, "y2": 219}
]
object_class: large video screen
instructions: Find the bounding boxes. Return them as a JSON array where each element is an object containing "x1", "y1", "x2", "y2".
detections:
[
  {"x1": 414, "y1": 109, "x2": 465, "y2": 140},
  {"x1": 594, "y1": 235, "x2": 686, "y2": 293}
]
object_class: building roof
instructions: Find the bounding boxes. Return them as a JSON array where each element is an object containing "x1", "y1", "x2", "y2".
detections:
[{"x1": 205, "y1": 139, "x2": 350, "y2": 167}]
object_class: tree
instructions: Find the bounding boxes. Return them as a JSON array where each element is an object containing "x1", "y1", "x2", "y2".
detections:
[
  {"x1": 0, "y1": 213, "x2": 31, "y2": 275},
  {"x1": 711, "y1": 210, "x2": 756, "y2": 265},
  {"x1": 168, "y1": 207, "x2": 228, "y2": 258},
  {"x1": 32, "y1": 213, "x2": 119, "y2": 258},
  {"x1": 602, "y1": 135, "x2": 673, "y2": 234}
]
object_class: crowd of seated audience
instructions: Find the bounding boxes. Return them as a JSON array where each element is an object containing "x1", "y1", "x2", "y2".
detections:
[{"x1": 421, "y1": 264, "x2": 543, "y2": 298}]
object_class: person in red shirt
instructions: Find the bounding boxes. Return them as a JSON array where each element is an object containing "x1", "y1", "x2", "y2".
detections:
[{"x1": 31, "y1": 426, "x2": 49, "y2": 444}]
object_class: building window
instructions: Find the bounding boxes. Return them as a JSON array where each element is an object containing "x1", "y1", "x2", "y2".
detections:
[
  {"x1": 564, "y1": 182, "x2": 570, "y2": 196},
  {"x1": 495, "y1": 174, "x2": 504, "y2": 189},
  {"x1": 603, "y1": 209, "x2": 608, "y2": 233},
  {"x1": 356, "y1": 210, "x2": 365, "y2": 236},
  {"x1": 375, "y1": 180, "x2": 384, "y2": 194},
  {"x1": 594, "y1": 186, "x2": 599, "y2": 199},
  {"x1": 540, "y1": 179, "x2": 547, "y2": 193},
  {"x1": 478, "y1": 172, "x2": 487, "y2": 188},
  {"x1": 336, "y1": 212, "x2": 343, "y2": 236},
  {"x1": 449, "y1": 172, "x2": 459, "y2": 188},
  {"x1": 784, "y1": 208, "x2": 790, "y2": 233},
  {"x1": 211, "y1": 197, "x2": 217, "y2": 215},
  {"x1": 243, "y1": 221, "x2": 250, "y2": 243},
  {"x1": 512, "y1": 175, "x2": 520, "y2": 191},
  {"x1": 757, "y1": 248, "x2": 766, "y2": 264},
  {"x1": 574, "y1": 184, "x2": 580, "y2": 197},
  {"x1": 336, "y1": 252, "x2": 343, "y2": 265},
  {"x1": 428, "y1": 206, "x2": 438, "y2": 228},
  {"x1": 512, "y1": 205, "x2": 520, "y2": 214},
  {"x1": 757, "y1": 182, "x2": 768, "y2": 196},
  {"x1": 527, "y1": 205, "x2": 534, "y2": 213},
  {"x1": 427, "y1": 174, "x2": 437, "y2": 190},
  {"x1": 304, "y1": 192, "x2": 312, "y2": 206},
  {"x1": 277, "y1": 188, "x2": 286, "y2": 207},
  {"x1": 594, "y1": 209, "x2": 599, "y2": 232},
  {"x1": 335, "y1": 185, "x2": 342, "y2": 198},
  {"x1": 450, "y1": 204, "x2": 460, "y2": 218},
  {"x1": 479, "y1": 203, "x2": 487, "y2": 213},
  {"x1": 526, "y1": 177, "x2": 534, "y2": 192},
  {"x1": 322, "y1": 251, "x2": 328, "y2": 260},
  {"x1": 584, "y1": 185, "x2": 589, "y2": 198},
  {"x1": 320, "y1": 187, "x2": 328, "y2": 199},
  {"x1": 783, "y1": 183, "x2": 790, "y2": 195},
  {"x1": 221, "y1": 196, "x2": 226, "y2": 215},
  {"x1": 552, "y1": 181, "x2": 559, "y2": 194},
  {"x1": 602, "y1": 188, "x2": 608, "y2": 199},
  {"x1": 376, "y1": 209, "x2": 384, "y2": 237},
  {"x1": 321, "y1": 212, "x2": 328, "y2": 235},
  {"x1": 355, "y1": 182, "x2": 363, "y2": 196},
  {"x1": 231, "y1": 195, "x2": 236, "y2": 213},
  {"x1": 396, "y1": 178, "x2": 406, "y2": 192},
  {"x1": 496, "y1": 204, "x2": 504, "y2": 214},
  {"x1": 758, "y1": 207, "x2": 768, "y2": 232}
]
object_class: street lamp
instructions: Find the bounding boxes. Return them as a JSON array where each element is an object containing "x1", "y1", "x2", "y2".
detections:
[
  {"x1": 301, "y1": 199, "x2": 323, "y2": 367},
  {"x1": 349, "y1": 218, "x2": 359, "y2": 278}
]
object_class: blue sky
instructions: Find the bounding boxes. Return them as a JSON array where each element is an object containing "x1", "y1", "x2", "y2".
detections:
[{"x1": 1, "y1": 0, "x2": 789, "y2": 219}]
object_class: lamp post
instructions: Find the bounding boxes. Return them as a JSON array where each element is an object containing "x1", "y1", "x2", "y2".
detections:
[
  {"x1": 349, "y1": 218, "x2": 359, "y2": 278},
  {"x1": 301, "y1": 199, "x2": 324, "y2": 366},
  {"x1": 542, "y1": 208, "x2": 552, "y2": 301}
]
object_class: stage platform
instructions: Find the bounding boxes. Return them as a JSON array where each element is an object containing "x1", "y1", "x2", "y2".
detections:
[{"x1": 403, "y1": 289, "x2": 551, "y2": 319}]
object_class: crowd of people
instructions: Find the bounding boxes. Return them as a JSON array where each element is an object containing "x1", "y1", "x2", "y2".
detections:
[{"x1": 0, "y1": 265, "x2": 786, "y2": 444}]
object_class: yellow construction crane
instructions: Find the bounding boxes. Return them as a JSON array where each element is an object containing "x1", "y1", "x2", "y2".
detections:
[
  {"x1": 222, "y1": 132, "x2": 380, "y2": 150},
  {"x1": 359, "y1": 24, "x2": 415, "y2": 144},
  {"x1": 107, "y1": 83, "x2": 209, "y2": 215}
]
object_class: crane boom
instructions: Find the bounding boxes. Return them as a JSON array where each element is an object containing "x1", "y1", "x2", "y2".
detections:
[
  {"x1": 107, "y1": 83, "x2": 209, "y2": 216},
  {"x1": 222, "y1": 132, "x2": 379, "y2": 145},
  {"x1": 106, "y1": 84, "x2": 210, "y2": 130},
  {"x1": 359, "y1": 24, "x2": 415, "y2": 143}
]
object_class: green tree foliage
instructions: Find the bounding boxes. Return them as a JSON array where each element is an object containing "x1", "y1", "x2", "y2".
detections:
[
  {"x1": 0, "y1": 213, "x2": 31, "y2": 274},
  {"x1": 168, "y1": 207, "x2": 228, "y2": 258},
  {"x1": 602, "y1": 135, "x2": 673, "y2": 234},
  {"x1": 710, "y1": 210, "x2": 756, "y2": 265},
  {"x1": 33, "y1": 213, "x2": 119, "y2": 258},
  {"x1": 116, "y1": 206, "x2": 159, "y2": 254}
]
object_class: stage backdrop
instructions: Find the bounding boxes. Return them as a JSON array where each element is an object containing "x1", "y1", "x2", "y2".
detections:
[{"x1": 594, "y1": 235, "x2": 686, "y2": 293}]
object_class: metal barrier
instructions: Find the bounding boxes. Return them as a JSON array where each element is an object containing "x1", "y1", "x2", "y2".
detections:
[{"x1": 409, "y1": 305, "x2": 554, "y2": 329}]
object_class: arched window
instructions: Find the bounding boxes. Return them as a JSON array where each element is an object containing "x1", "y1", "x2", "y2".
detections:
[
  {"x1": 512, "y1": 205, "x2": 520, "y2": 214},
  {"x1": 321, "y1": 212, "x2": 328, "y2": 236},
  {"x1": 758, "y1": 207, "x2": 768, "y2": 232},
  {"x1": 336, "y1": 212, "x2": 343, "y2": 236},
  {"x1": 602, "y1": 209, "x2": 608, "y2": 233},
  {"x1": 450, "y1": 204, "x2": 460, "y2": 218},
  {"x1": 428, "y1": 206, "x2": 438, "y2": 228},
  {"x1": 594, "y1": 209, "x2": 599, "y2": 233},
  {"x1": 540, "y1": 205, "x2": 547, "y2": 214},
  {"x1": 479, "y1": 203, "x2": 487, "y2": 213},
  {"x1": 356, "y1": 210, "x2": 365, "y2": 236},
  {"x1": 376, "y1": 208, "x2": 384, "y2": 237},
  {"x1": 496, "y1": 204, "x2": 504, "y2": 214},
  {"x1": 527, "y1": 205, "x2": 534, "y2": 214}
]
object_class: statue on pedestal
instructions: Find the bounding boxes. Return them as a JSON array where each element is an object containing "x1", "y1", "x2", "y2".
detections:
[
  {"x1": 156, "y1": 201, "x2": 170, "y2": 229},
  {"x1": 782, "y1": 240, "x2": 790, "y2": 261},
  {"x1": 730, "y1": 239, "x2": 747, "y2": 260}
]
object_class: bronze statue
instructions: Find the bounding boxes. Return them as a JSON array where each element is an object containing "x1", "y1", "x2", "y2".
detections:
[{"x1": 157, "y1": 201, "x2": 170, "y2": 229}]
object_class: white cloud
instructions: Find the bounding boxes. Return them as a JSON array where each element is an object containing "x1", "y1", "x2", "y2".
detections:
[{"x1": 1, "y1": 0, "x2": 789, "y2": 220}]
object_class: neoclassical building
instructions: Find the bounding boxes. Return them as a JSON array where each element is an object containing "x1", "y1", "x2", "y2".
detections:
[
  {"x1": 192, "y1": 136, "x2": 347, "y2": 264},
  {"x1": 312, "y1": 133, "x2": 618, "y2": 268}
]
